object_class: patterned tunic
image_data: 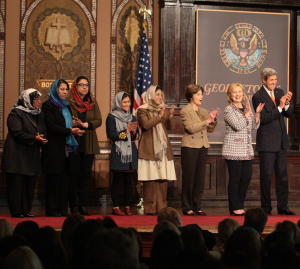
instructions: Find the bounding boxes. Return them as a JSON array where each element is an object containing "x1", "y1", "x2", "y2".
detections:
[{"x1": 222, "y1": 104, "x2": 260, "y2": 160}]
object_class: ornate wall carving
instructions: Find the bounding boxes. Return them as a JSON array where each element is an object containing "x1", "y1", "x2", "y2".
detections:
[
  {"x1": 20, "y1": 0, "x2": 96, "y2": 100},
  {"x1": 111, "y1": 0, "x2": 153, "y2": 109}
]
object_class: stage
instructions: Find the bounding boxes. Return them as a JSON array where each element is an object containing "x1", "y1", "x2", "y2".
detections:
[{"x1": 2, "y1": 205, "x2": 300, "y2": 257}]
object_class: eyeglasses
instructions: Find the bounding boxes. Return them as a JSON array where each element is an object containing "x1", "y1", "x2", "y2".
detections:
[{"x1": 77, "y1": 83, "x2": 89, "y2": 88}]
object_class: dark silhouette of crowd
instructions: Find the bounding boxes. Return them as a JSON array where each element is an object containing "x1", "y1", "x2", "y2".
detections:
[{"x1": 0, "y1": 207, "x2": 299, "y2": 269}]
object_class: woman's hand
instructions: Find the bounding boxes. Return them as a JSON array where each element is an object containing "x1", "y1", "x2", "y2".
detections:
[
  {"x1": 256, "y1": 103, "x2": 265, "y2": 113},
  {"x1": 207, "y1": 108, "x2": 220, "y2": 123},
  {"x1": 127, "y1": 121, "x2": 137, "y2": 134},
  {"x1": 36, "y1": 133, "x2": 48, "y2": 144},
  {"x1": 159, "y1": 105, "x2": 166, "y2": 118},
  {"x1": 71, "y1": 128, "x2": 85, "y2": 136},
  {"x1": 72, "y1": 116, "x2": 81, "y2": 127},
  {"x1": 169, "y1": 105, "x2": 175, "y2": 118}
]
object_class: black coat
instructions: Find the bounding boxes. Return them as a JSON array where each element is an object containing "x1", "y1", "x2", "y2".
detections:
[
  {"x1": 252, "y1": 86, "x2": 293, "y2": 152},
  {"x1": 41, "y1": 99, "x2": 72, "y2": 174},
  {"x1": 106, "y1": 114, "x2": 138, "y2": 171},
  {"x1": 1, "y1": 108, "x2": 46, "y2": 175}
]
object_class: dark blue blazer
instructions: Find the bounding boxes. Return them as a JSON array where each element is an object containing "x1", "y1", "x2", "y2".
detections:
[
  {"x1": 106, "y1": 114, "x2": 138, "y2": 171},
  {"x1": 252, "y1": 86, "x2": 292, "y2": 152}
]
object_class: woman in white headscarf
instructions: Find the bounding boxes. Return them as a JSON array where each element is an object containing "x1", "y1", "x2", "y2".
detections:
[
  {"x1": 1, "y1": 89, "x2": 48, "y2": 218},
  {"x1": 106, "y1": 91, "x2": 139, "y2": 216},
  {"x1": 137, "y1": 85, "x2": 176, "y2": 215}
]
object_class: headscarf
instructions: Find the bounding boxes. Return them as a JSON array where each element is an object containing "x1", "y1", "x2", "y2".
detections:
[
  {"x1": 137, "y1": 85, "x2": 167, "y2": 161},
  {"x1": 109, "y1": 92, "x2": 133, "y2": 163},
  {"x1": 14, "y1": 88, "x2": 42, "y2": 115},
  {"x1": 69, "y1": 78, "x2": 95, "y2": 112},
  {"x1": 48, "y1": 79, "x2": 78, "y2": 152}
]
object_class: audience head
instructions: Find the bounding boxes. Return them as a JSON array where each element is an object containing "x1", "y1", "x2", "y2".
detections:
[
  {"x1": 14, "y1": 221, "x2": 39, "y2": 246},
  {"x1": 0, "y1": 219, "x2": 14, "y2": 240},
  {"x1": 223, "y1": 226, "x2": 261, "y2": 269},
  {"x1": 3, "y1": 246, "x2": 43, "y2": 269},
  {"x1": 32, "y1": 226, "x2": 68, "y2": 269},
  {"x1": 244, "y1": 207, "x2": 268, "y2": 235},
  {"x1": 275, "y1": 220, "x2": 300, "y2": 244},
  {"x1": 61, "y1": 213, "x2": 85, "y2": 262},
  {"x1": 261, "y1": 230, "x2": 299, "y2": 269},
  {"x1": 151, "y1": 230, "x2": 184, "y2": 269},
  {"x1": 180, "y1": 224, "x2": 207, "y2": 255},
  {"x1": 152, "y1": 220, "x2": 180, "y2": 241},
  {"x1": 157, "y1": 207, "x2": 182, "y2": 227},
  {"x1": 0, "y1": 235, "x2": 29, "y2": 260},
  {"x1": 101, "y1": 216, "x2": 118, "y2": 229},
  {"x1": 72, "y1": 219, "x2": 105, "y2": 269},
  {"x1": 85, "y1": 229, "x2": 139, "y2": 269},
  {"x1": 218, "y1": 218, "x2": 240, "y2": 245}
]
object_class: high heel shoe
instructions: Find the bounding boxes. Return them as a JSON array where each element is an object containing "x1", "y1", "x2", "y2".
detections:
[
  {"x1": 78, "y1": 206, "x2": 91, "y2": 216},
  {"x1": 124, "y1": 207, "x2": 133, "y2": 216},
  {"x1": 112, "y1": 207, "x2": 125, "y2": 216},
  {"x1": 183, "y1": 211, "x2": 196, "y2": 216},
  {"x1": 230, "y1": 210, "x2": 245, "y2": 216}
]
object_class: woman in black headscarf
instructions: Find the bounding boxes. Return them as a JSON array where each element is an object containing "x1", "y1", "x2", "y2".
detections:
[{"x1": 1, "y1": 89, "x2": 48, "y2": 218}]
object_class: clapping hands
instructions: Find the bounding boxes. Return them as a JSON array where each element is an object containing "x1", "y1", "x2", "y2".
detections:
[
  {"x1": 36, "y1": 133, "x2": 48, "y2": 144},
  {"x1": 127, "y1": 121, "x2": 137, "y2": 133},
  {"x1": 72, "y1": 116, "x2": 88, "y2": 128},
  {"x1": 208, "y1": 108, "x2": 220, "y2": 123}
]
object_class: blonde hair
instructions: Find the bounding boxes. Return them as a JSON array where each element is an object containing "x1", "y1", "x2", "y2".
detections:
[
  {"x1": 0, "y1": 219, "x2": 14, "y2": 240},
  {"x1": 226, "y1": 82, "x2": 246, "y2": 104}
]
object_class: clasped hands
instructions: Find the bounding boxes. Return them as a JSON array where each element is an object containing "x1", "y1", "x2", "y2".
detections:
[
  {"x1": 71, "y1": 116, "x2": 86, "y2": 136},
  {"x1": 36, "y1": 132, "x2": 48, "y2": 144},
  {"x1": 127, "y1": 121, "x2": 137, "y2": 134},
  {"x1": 207, "y1": 108, "x2": 220, "y2": 123}
]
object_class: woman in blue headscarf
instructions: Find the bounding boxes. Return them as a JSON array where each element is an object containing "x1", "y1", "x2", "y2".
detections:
[{"x1": 42, "y1": 79, "x2": 85, "y2": 217}]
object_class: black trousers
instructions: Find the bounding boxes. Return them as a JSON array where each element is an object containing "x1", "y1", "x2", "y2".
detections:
[
  {"x1": 46, "y1": 157, "x2": 70, "y2": 215},
  {"x1": 181, "y1": 147, "x2": 208, "y2": 214},
  {"x1": 226, "y1": 159, "x2": 252, "y2": 211},
  {"x1": 111, "y1": 171, "x2": 133, "y2": 207},
  {"x1": 69, "y1": 153, "x2": 94, "y2": 208},
  {"x1": 5, "y1": 173, "x2": 36, "y2": 215},
  {"x1": 259, "y1": 150, "x2": 288, "y2": 212}
]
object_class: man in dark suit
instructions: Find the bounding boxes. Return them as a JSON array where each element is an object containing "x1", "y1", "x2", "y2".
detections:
[{"x1": 252, "y1": 67, "x2": 294, "y2": 216}]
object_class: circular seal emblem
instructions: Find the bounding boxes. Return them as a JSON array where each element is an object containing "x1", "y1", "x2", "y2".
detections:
[{"x1": 220, "y1": 23, "x2": 267, "y2": 74}]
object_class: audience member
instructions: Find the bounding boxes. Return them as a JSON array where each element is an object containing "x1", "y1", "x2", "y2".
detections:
[
  {"x1": 275, "y1": 220, "x2": 300, "y2": 244},
  {"x1": 61, "y1": 213, "x2": 85, "y2": 263},
  {"x1": 32, "y1": 226, "x2": 68, "y2": 269},
  {"x1": 152, "y1": 220, "x2": 180, "y2": 241},
  {"x1": 0, "y1": 235, "x2": 29, "y2": 260},
  {"x1": 223, "y1": 226, "x2": 261, "y2": 269},
  {"x1": 13, "y1": 220, "x2": 39, "y2": 246},
  {"x1": 157, "y1": 207, "x2": 182, "y2": 227},
  {"x1": 150, "y1": 230, "x2": 184, "y2": 269},
  {"x1": 0, "y1": 219, "x2": 14, "y2": 240},
  {"x1": 3, "y1": 246, "x2": 43, "y2": 269},
  {"x1": 100, "y1": 215, "x2": 118, "y2": 229},
  {"x1": 85, "y1": 229, "x2": 139, "y2": 269},
  {"x1": 244, "y1": 207, "x2": 268, "y2": 236}
]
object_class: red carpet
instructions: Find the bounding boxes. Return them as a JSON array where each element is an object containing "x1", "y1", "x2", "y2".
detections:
[{"x1": 2, "y1": 214, "x2": 300, "y2": 229}]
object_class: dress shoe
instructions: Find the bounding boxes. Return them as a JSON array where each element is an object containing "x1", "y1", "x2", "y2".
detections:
[
  {"x1": 183, "y1": 211, "x2": 196, "y2": 216},
  {"x1": 278, "y1": 209, "x2": 295, "y2": 215},
  {"x1": 112, "y1": 207, "x2": 126, "y2": 216},
  {"x1": 23, "y1": 214, "x2": 35, "y2": 218},
  {"x1": 78, "y1": 207, "x2": 91, "y2": 216},
  {"x1": 11, "y1": 214, "x2": 24, "y2": 218},
  {"x1": 124, "y1": 207, "x2": 133, "y2": 216},
  {"x1": 230, "y1": 210, "x2": 245, "y2": 216},
  {"x1": 46, "y1": 211, "x2": 61, "y2": 217},
  {"x1": 195, "y1": 211, "x2": 207, "y2": 216},
  {"x1": 146, "y1": 213, "x2": 156, "y2": 216},
  {"x1": 70, "y1": 207, "x2": 78, "y2": 214}
]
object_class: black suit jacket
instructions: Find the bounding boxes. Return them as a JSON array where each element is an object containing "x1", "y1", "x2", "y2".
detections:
[
  {"x1": 252, "y1": 86, "x2": 292, "y2": 152},
  {"x1": 1, "y1": 108, "x2": 46, "y2": 175},
  {"x1": 41, "y1": 99, "x2": 72, "y2": 174}
]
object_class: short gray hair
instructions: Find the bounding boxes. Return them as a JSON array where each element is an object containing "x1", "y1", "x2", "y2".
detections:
[{"x1": 261, "y1": 68, "x2": 277, "y2": 81}]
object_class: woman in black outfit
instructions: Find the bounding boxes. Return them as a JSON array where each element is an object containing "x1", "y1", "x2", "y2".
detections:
[{"x1": 1, "y1": 89, "x2": 47, "y2": 218}]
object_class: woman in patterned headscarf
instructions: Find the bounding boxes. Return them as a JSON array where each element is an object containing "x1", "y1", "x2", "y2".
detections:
[
  {"x1": 68, "y1": 76, "x2": 102, "y2": 216},
  {"x1": 1, "y1": 89, "x2": 47, "y2": 218},
  {"x1": 42, "y1": 79, "x2": 85, "y2": 217},
  {"x1": 106, "y1": 91, "x2": 139, "y2": 215},
  {"x1": 137, "y1": 85, "x2": 176, "y2": 216}
]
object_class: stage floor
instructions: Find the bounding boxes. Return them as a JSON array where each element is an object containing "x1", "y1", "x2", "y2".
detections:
[{"x1": 1, "y1": 205, "x2": 300, "y2": 235}]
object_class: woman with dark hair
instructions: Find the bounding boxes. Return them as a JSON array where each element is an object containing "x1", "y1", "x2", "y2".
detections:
[
  {"x1": 106, "y1": 91, "x2": 139, "y2": 215},
  {"x1": 69, "y1": 76, "x2": 102, "y2": 216},
  {"x1": 180, "y1": 84, "x2": 219, "y2": 216},
  {"x1": 42, "y1": 79, "x2": 85, "y2": 217},
  {"x1": 1, "y1": 89, "x2": 47, "y2": 218},
  {"x1": 137, "y1": 86, "x2": 176, "y2": 216}
]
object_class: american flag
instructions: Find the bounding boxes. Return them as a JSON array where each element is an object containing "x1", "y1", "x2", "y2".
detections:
[{"x1": 133, "y1": 27, "x2": 152, "y2": 115}]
